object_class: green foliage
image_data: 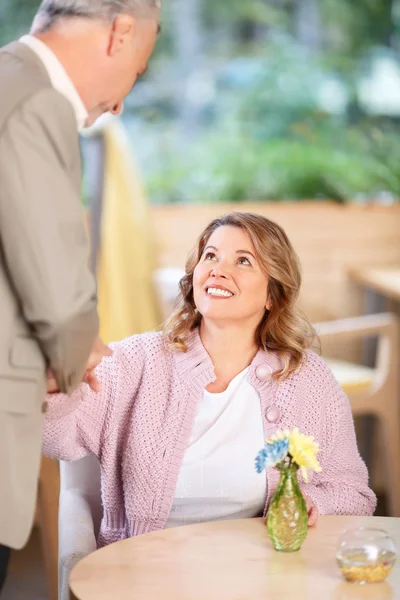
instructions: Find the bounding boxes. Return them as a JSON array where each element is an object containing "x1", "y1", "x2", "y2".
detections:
[
  {"x1": 146, "y1": 34, "x2": 400, "y2": 204},
  {"x1": 0, "y1": 0, "x2": 37, "y2": 44},
  {"x1": 2, "y1": 0, "x2": 400, "y2": 204},
  {"x1": 202, "y1": 0, "x2": 289, "y2": 30},
  {"x1": 322, "y1": 0, "x2": 395, "y2": 56},
  {"x1": 147, "y1": 124, "x2": 400, "y2": 204}
]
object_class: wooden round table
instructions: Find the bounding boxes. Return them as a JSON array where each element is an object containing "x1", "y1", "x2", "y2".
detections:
[{"x1": 70, "y1": 516, "x2": 400, "y2": 600}]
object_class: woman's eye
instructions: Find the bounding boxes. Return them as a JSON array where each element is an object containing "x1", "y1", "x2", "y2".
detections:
[
  {"x1": 204, "y1": 252, "x2": 216, "y2": 261},
  {"x1": 238, "y1": 256, "x2": 251, "y2": 265}
]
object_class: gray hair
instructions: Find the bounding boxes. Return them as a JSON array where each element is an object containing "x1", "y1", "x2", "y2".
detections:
[{"x1": 33, "y1": 0, "x2": 161, "y2": 30}]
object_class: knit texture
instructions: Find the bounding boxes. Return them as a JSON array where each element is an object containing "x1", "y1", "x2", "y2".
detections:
[{"x1": 43, "y1": 329, "x2": 376, "y2": 548}]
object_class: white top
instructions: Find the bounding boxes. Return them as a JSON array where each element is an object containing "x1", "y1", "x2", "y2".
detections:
[
  {"x1": 165, "y1": 368, "x2": 267, "y2": 528},
  {"x1": 19, "y1": 35, "x2": 88, "y2": 130}
]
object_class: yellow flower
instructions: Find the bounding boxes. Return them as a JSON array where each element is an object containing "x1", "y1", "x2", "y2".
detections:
[
  {"x1": 267, "y1": 429, "x2": 290, "y2": 444},
  {"x1": 288, "y1": 428, "x2": 322, "y2": 483}
]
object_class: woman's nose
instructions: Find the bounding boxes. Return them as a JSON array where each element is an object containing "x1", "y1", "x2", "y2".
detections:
[{"x1": 210, "y1": 262, "x2": 229, "y2": 278}]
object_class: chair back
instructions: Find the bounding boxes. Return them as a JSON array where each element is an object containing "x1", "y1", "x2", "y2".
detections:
[{"x1": 59, "y1": 455, "x2": 102, "y2": 536}]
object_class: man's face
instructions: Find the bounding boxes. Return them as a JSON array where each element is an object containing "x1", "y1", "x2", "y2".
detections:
[{"x1": 86, "y1": 16, "x2": 159, "y2": 125}]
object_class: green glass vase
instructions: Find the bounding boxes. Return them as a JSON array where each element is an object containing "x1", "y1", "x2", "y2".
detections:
[{"x1": 267, "y1": 463, "x2": 308, "y2": 552}]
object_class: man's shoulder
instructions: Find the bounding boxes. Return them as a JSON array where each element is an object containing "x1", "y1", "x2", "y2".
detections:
[
  {"x1": 0, "y1": 42, "x2": 49, "y2": 111},
  {"x1": 0, "y1": 43, "x2": 73, "y2": 134}
]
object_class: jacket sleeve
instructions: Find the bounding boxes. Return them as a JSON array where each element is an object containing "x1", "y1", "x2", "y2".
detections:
[
  {"x1": 42, "y1": 337, "x2": 145, "y2": 461},
  {"x1": 300, "y1": 358, "x2": 377, "y2": 516},
  {"x1": 0, "y1": 88, "x2": 98, "y2": 394}
]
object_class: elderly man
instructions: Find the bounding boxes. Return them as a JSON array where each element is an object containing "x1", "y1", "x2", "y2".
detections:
[{"x1": 0, "y1": 0, "x2": 160, "y2": 586}]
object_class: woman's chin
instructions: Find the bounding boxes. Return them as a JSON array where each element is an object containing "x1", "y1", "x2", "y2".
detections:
[
  {"x1": 200, "y1": 309, "x2": 265, "y2": 329},
  {"x1": 200, "y1": 309, "x2": 238, "y2": 323},
  {"x1": 200, "y1": 310, "x2": 229, "y2": 321}
]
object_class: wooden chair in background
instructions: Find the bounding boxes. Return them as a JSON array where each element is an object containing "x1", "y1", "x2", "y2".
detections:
[
  {"x1": 317, "y1": 312, "x2": 400, "y2": 517},
  {"x1": 36, "y1": 455, "x2": 59, "y2": 600}
]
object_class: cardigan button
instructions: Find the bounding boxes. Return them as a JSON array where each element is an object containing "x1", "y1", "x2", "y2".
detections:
[
  {"x1": 265, "y1": 405, "x2": 281, "y2": 423},
  {"x1": 255, "y1": 365, "x2": 272, "y2": 381}
]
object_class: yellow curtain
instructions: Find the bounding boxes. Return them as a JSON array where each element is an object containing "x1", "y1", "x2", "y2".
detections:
[{"x1": 96, "y1": 120, "x2": 159, "y2": 343}]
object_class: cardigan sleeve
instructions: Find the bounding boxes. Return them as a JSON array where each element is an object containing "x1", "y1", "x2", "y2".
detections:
[
  {"x1": 299, "y1": 354, "x2": 377, "y2": 516},
  {"x1": 42, "y1": 335, "x2": 145, "y2": 461}
]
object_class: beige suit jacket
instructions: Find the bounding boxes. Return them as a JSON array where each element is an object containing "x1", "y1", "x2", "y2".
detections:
[{"x1": 0, "y1": 41, "x2": 98, "y2": 549}]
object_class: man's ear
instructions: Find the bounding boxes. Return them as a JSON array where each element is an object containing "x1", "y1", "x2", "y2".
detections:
[{"x1": 108, "y1": 14, "x2": 136, "y2": 56}]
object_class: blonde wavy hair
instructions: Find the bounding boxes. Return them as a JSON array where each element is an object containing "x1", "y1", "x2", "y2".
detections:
[{"x1": 163, "y1": 212, "x2": 316, "y2": 378}]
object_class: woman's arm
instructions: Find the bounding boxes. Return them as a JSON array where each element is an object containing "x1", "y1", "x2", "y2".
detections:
[
  {"x1": 300, "y1": 356, "x2": 377, "y2": 516},
  {"x1": 42, "y1": 336, "x2": 145, "y2": 461}
]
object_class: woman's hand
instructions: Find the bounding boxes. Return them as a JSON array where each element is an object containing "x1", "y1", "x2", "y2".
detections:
[{"x1": 304, "y1": 494, "x2": 319, "y2": 527}]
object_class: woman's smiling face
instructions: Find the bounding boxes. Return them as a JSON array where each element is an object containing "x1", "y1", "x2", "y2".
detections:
[{"x1": 193, "y1": 225, "x2": 270, "y2": 327}]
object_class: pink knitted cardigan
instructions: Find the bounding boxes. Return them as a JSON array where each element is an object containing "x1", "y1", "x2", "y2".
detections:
[{"x1": 43, "y1": 329, "x2": 376, "y2": 548}]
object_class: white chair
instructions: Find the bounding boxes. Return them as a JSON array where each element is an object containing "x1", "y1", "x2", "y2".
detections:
[{"x1": 58, "y1": 455, "x2": 101, "y2": 600}]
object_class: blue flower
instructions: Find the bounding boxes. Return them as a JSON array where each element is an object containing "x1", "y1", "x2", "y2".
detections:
[
  {"x1": 255, "y1": 448, "x2": 268, "y2": 473},
  {"x1": 255, "y1": 438, "x2": 289, "y2": 473}
]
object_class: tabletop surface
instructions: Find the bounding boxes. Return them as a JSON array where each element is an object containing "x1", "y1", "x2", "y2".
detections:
[
  {"x1": 349, "y1": 266, "x2": 400, "y2": 302},
  {"x1": 70, "y1": 516, "x2": 400, "y2": 600}
]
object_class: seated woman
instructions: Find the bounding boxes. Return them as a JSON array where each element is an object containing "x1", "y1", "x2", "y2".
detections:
[{"x1": 43, "y1": 212, "x2": 376, "y2": 547}]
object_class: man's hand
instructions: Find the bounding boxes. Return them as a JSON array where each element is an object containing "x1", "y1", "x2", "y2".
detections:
[
  {"x1": 46, "y1": 337, "x2": 112, "y2": 394},
  {"x1": 46, "y1": 371, "x2": 59, "y2": 394},
  {"x1": 304, "y1": 494, "x2": 319, "y2": 527}
]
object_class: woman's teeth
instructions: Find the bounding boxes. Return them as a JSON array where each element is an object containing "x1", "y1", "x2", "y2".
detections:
[{"x1": 207, "y1": 287, "x2": 233, "y2": 298}]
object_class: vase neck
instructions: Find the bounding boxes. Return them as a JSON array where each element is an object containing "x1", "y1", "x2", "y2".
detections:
[
  {"x1": 277, "y1": 464, "x2": 301, "y2": 492},
  {"x1": 278, "y1": 463, "x2": 299, "y2": 474}
]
